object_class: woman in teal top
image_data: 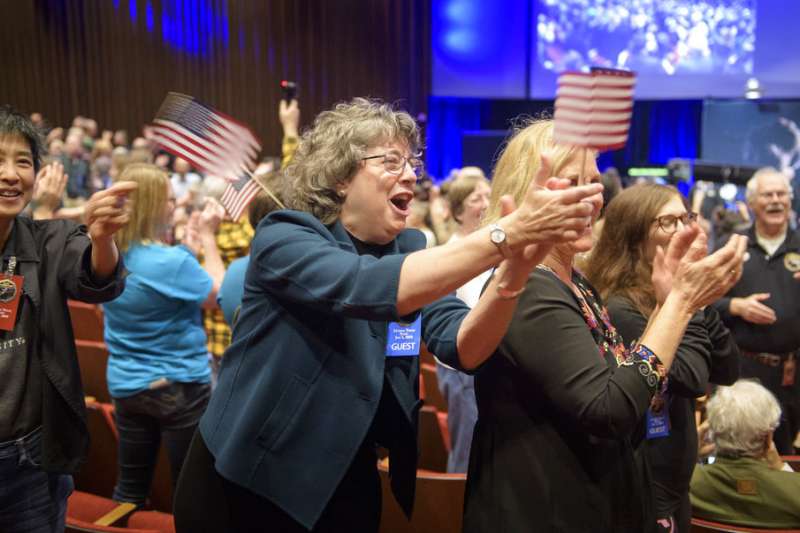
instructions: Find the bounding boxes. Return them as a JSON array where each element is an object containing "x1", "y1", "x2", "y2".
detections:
[{"x1": 103, "y1": 163, "x2": 224, "y2": 505}]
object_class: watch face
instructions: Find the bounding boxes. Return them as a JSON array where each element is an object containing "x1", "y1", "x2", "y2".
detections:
[{"x1": 490, "y1": 227, "x2": 505, "y2": 244}]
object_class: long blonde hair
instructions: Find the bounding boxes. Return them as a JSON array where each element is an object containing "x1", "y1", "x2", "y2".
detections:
[
  {"x1": 483, "y1": 118, "x2": 582, "y2": 227},
  {"x1": 113, "y1": 163, "x2": 170, "y2": 253}
]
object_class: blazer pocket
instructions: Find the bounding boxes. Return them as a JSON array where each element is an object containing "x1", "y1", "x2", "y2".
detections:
[{"x1": 256, "y1": 375, "x2": 309, "y2": 451}]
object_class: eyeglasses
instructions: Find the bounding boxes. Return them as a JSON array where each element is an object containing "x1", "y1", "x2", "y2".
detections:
[
  {"x1": 757, "y1": 190, "x2": 789, "y2": 200},
  {"x1": 653, "y1": 211, "x2": 698, "y2": 233},
  {"x1": 361, "y1": 152, "x2": 424, "y2": 177}
]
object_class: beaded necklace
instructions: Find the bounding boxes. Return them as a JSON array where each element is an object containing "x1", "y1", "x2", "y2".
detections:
[{"x1": 536, "y1": 264, "x2": 628, "y2": 365}]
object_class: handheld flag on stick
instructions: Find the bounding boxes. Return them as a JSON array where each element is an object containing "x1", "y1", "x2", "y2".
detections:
[
  {"x1": 220, "y1": 170, "x2": 263, "y2": 222},
  {"x1": 553, "y1": 68, "x2": 636, "y2": 152},
  {"x1": 149, "y1": 92, "x2": 261, "y2": 179},
  {"x1": 149, "y1": 92, "x2": 282, "y2": 219}
]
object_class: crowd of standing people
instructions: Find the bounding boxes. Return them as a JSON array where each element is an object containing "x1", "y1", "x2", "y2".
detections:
[{"x1": 0, "y1": 97, "x2": 799, "y2": 533}]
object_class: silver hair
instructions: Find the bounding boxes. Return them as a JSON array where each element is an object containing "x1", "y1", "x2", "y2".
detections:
[
  {"x1": 745, "y1": 167, "x2": 793, "y2": 203},
  {"x1": 706, "y1": 380, "x2": 781, "y2": 459}
]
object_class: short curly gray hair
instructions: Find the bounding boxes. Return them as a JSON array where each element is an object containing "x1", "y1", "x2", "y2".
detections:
[
  {"x1": 284, "y1": 98, "x2": 420, "y2": 224},
  {"x1": 707, "y1": 380, "x2": 782, "y2": 459}
]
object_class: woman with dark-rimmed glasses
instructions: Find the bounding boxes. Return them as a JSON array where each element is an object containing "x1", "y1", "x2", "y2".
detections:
[
  {"x1": 587, "y1": 183, "x2": 741, "y2": 533},
  {"x1": 174, "y1": 99, "x2": 604, "y2": 532}
]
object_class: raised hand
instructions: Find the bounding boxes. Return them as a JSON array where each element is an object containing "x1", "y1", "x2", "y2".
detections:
[
  {"x1": 198, "y1": 198, "x2": 225, "y2": 235},
  {"x1": 183, "y1": 211, "x2": 202, "y2": 256},
  {"x1": 84, "y1": 181, "x2": 137, "y2": 241},
  {"x1": 670, "y1": 233, "x2": 748, "y2": 312},
  {"x1": 32, "y1": 161, "x2": 68, "y2": 219},
  {"x1": 279, "y1": 99, "x2": 300, "y2": 138},
  {"x1": 502, "y1": 153, "x2": 603, "y2": 252},
  {"x1": 651, "y1": 224, "x2": 707, "y2": 305}
]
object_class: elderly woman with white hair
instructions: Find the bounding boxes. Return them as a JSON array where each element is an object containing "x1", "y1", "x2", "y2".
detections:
[{"x1": 690, "y1": 380, "x2": 800, "y2": 529}]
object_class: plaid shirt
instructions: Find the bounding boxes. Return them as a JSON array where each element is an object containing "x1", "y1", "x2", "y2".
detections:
[
  {"x1": 281, "y1": 135, "x2": 298, "y2": 169},
  {"x1": 203, "y1": 217, "x2": 254, "y2": 358}
]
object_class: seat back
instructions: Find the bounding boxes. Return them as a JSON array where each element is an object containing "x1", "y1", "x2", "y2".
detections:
[
  {"x1": 68, "y1": 300, "x2": 105, "y2": 342},
  {"x1": 149, "y1": 443, "x2": 174, "y2": 513},
  {"x1": 66, "y1": 522, "x2": 158, "y2": 533},
  {"x1": 417, "y1": 406, "x2": 449, "y2": 472},
  {"x1": 378, "y1": 463, "x2": 465, "y2": 533},
  {"x1": 74, "y1": 398, "x2": 174, "y2": 513},
  {"x1": 781, "y1": 455, "x2": 800, "y2": 471},
  {"x1": 691, "y1": 517, "x2": 800, "y2": 532},
  {"x1": 74, "y1": 401, "x2": 118, "y2": 498},
  {"x1": 66, "y1": 490, "x2": 165, "y2": 533},
  {"x1": 420, "y1": 363, "x2": 448, "y2": 412},
  {"x1": 75, "y1": 340, "x2": 111, "y2": 403}
]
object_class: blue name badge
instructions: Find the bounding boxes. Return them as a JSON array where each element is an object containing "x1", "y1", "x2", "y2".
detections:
[
  {"x1": 386, "y1": 314, "x2": 422, "y2": 357},
  {"x1": 646, "y1": 398, "x2": 671, "y2": 440}
]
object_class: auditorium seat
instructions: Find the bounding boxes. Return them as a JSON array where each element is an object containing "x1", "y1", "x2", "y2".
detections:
[
  {"x1": 76, "y1": 340, "x2": 111, "y2": 403},
  {"x1": 66, "y1": 490, "x2": 175, "y2": 533},
  {"x1": 417, "y1": 406, "x2": 449, "y2": 472},
  {"x1": 149, "y1": 444, "x2": 174, "y2": 513},
  {"x1": 69, "y1": 300, "x2": 105, "y2": 342},
  {"x1": 378, "y1": 462, "x2": 466, "y2": 533},
  {"x1": 74, "y1": 399, "x2": 175, "y2": 513},
  {"x1": 75, "y1": 401, "x2": 119, "y2": 498},
  {"x1": 420, "y1": 363, "x2": 448, "y2": 412},
  {"x1": 419, "y1": 343, "x2": 435, "y2": 366},
  {"x1": 690, "y1": 518, "x2": 800, "y2": 532},
  {"x1": 781, "y1": 455, "x2": 800, "y2": 471}
]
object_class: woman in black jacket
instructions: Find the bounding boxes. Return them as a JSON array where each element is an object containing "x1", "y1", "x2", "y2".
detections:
[
  {"x1": 463, "y1": 120, "x2": 746, "y2": 533},
  {"x1": 586, "y1": 183, "x2": 740, "y2": 532},
  {"x1": 0, "y1": 106, "x2": 132, "y2": 532}
]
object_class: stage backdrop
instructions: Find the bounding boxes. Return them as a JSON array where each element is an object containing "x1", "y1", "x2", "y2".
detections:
[{"x1": 1, "y1": 0, "x2": 431, "y2": 157}]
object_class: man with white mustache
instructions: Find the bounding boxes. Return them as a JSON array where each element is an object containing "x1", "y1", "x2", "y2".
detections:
[{"x1": 713, "y1": 167, "x2": 800, "y2": 454}]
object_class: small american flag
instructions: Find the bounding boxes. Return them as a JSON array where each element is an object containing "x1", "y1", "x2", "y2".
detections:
[
  {"x1": 149, "y1": 92, "x2": 263, "y2": 219},
  {"x1": 149, "y1": 92, "x2": 261, "y2": 178},
  {"x1": 220, "y1": 171, "x2": 262, "y2": 221},
  {"x1": 553, "y1": 68, "x2": 636, "y2": 151}
]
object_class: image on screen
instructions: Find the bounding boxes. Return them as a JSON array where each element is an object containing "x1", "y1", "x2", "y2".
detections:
[
  {"x1": 702, "y1": 100, "x2": 800, "y2": 178},
  {"x1": 536, "y1": 0, "x2": 756, "y2": 77}
]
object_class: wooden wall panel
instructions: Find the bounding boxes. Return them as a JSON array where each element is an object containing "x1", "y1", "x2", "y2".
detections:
[{"x1": 0, "y1": 0, "x2": 431, "y2": 157}]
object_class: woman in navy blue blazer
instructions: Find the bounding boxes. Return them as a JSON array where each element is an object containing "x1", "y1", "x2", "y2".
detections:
[{"x1": 174, "y1": 98, "x2": 603, "y2": 533}]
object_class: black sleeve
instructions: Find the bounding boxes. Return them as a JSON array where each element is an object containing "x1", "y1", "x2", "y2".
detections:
[
  {"x1": 607, "y1": 296, "x2": 713, "y2": 399},
  {"x1": 58, "y1": 222, "x2": 126, "y2": 303},
  {"x1": 501, "y1": 271, "x2": 658, "y2": 439},
  {"x1": 710, "y1": 296, "x2": 733, "y2": 324},
  {"x1": 703, "y1": 306, "x2": 740, "y2": 386}
]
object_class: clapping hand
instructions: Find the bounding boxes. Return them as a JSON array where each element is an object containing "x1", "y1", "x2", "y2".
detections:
[
  {"x1": 652, "y1": 225, "x2": 708, "y2": 305},
  {"x1": 32, "y1": 161, "x2": 68, "y2": 218},
  {"x1": 503, "y1": 153, "x2": 603, "y2": 257},
  {"x1": 198, "y1": 198, "x2": 225, "y2": 235}
]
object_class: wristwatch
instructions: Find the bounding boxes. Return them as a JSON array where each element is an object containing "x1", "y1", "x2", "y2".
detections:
[{"x1": 489, "y1": 223, "x2": 512, "y2": 259}]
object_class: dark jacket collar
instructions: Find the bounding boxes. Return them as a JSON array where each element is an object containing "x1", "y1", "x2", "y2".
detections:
[
  {"x1": 746, "y1": 224, "x2": 800, "y2": 257},
  {"x1": 327, "y1": 219, "x2": 402, "y2": 256},
  {"x1": 7, "y1": 218, "x2": 43, "y2": 307},
  {"x1": 8, "y1": 218, "x2": 42, "y2": 263}
]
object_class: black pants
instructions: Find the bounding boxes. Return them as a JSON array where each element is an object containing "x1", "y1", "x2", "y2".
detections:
[
  {"x1": 112, "y1": 381, "x2": 211, "y2": 505},
  {"x1": 174, "y1": 431, "x2": 381, "y2": 533}
]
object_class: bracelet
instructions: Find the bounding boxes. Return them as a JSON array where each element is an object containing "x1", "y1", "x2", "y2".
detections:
[
  {"x1": 630, "y1": 343, "x2": 667, "y2": 392},
  {"x1": 496, "y1": 283, "x2": 525, "y2": 300}
]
